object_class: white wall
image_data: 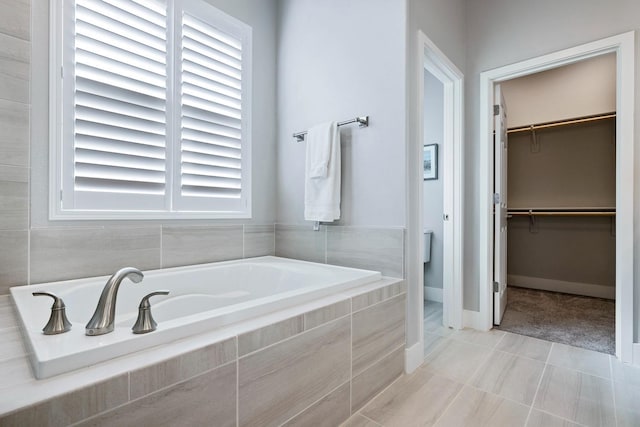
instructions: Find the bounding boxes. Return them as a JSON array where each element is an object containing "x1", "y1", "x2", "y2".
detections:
[
  {"x1": 464, "y1": 0, "x2": 640, "y2": 340},
  {"x1": 276, "y1": 0, "x2": 407, "y2": 227},
  {"x1": 31, "y1": 0, "x2": 278, "y2": 227},
  {"x1": 501, "y1": 53, "x2": 616, "y2": 128},
  {"x1": 423, "y1": 71, "x2": 444, "y2": 291}
]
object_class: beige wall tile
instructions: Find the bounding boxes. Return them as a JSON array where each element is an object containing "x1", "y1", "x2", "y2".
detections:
[
  {"x1": 0, "y1": 99, "x2": 29, "y2": 167},
  {"x1": 0, "y1": 327, "x2": 26, "y2": 361},
  {"x1": 352, "y1": 294, "x2": 405, "y2": 376},
  {"x1": 0, "y1": 31, "x2": 29, "y2": 82},
  {"x1": 0, "y1": 374, "x2": 128, "y2": 427},
  {"x1": 77, "y1": 363, "x2": 236, "y2": 427},
  {"x1": 534, "y1": 365, "x2": 615, "y2": 426},
  {"x1": 244, "y1": 224, "x2": 275, "y2": 258},
  {"x1": 351, "y1": 345, "x2": 404, "y2": 412},
  {"x1": 0, "y1": 165, "x2": 27, "y2": 230},
  {"x1": 361, "y1": 367, "x2": 462, "y2": 426},
  {"x1": 161, "y1": 225, "x2": 243, "y2": 268},
  {"x1": 0, "y1": 229, "x2": 27, "y2": 292},
  {"x1": 238, "y1": 315, "x2": 304, "y2": 356},
  {"x1": 281, "y1": 382, "x2": 350, "y2": 427},
  {"x1": 130, "y1": 337, "x2": 236, "y2": 400},
  {"x1": 0, "y1": 0, "x2": 30, "y2": 41},
  {"x1": 30, "y1": 227, "x2": 161, "y2": 284},
  {"x1": 434, "y1": 386, "x2": 529, "y2": 427},
  {"x1": 352, "y1": 280, "x2": 406, "y2": 312},
  {"x1": 239, "y1": 316, "x2": 350, "y2": 427},
  {"x1": 470, "y1": 350, "x2": 545, "y2": 405},
  {"x1": 326, "y1": 226, "x2": 404, "y2": 278},
  {"x1": 303, "y1": 299, "x2": 350, "y2": 330},
  {"x1": 275, "y1": 224, "x2": 326, "y2": 263}
]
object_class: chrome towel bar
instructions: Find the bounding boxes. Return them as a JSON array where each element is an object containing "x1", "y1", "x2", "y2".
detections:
[{"x1": 293, "y1": 116, "x2": 369, "y2": 142}]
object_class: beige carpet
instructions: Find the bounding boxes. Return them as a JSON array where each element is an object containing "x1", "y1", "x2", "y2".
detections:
[{"x1": 496, "y1": 286, "x2": 615, "y2": 354}]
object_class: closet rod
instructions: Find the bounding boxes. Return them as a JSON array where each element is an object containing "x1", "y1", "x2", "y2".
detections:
[
  {"x1": 507, "y1": 210, "x2": 616, "y2": 217},
  {"x1": 507, "y1": 112, "x2": 616, "y2": 134},
  {"x1": 293, "y1": 116, "x2": 369, "y2": 142}
]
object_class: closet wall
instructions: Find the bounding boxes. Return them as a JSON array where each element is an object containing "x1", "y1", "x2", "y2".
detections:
[{"x1": 502, "y1": 54, "x2": 616, "y2": 299}]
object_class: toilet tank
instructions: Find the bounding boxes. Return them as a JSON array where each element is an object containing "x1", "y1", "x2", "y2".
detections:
[{"x1": 423, "y1": 230, "x2": 433, "y2": 263}]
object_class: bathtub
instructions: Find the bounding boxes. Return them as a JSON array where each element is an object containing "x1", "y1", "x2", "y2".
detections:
[{"x1": 10, "y1": 256, "x2": 382, "y2": 379}]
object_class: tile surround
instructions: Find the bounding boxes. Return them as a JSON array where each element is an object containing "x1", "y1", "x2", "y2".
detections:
[
  {"x1": 1, "y1": 279, "x2": 406, "y2": 427},
  {"x1": 161, "y1": 225, "x2": 243, "y2": 268},
  {"x1": 0, "y1": 229, "x2": 27, "y2": 292},
  {"x1": 239, "y1": 316, "x2": 351, "y2": 426},
  {"x1": 275, "y1": 224, "x2": 326, "y2": 263},
  {"x1": 30, "y1": 227, "x2": 162, "y2": 284}
]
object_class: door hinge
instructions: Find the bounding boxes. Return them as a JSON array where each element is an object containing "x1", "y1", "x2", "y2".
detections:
[
  {"x1": 493, "y1": 105, "x2": 500, "y2": 116},
  {"x1": 493, "y1": 193, "x2": 500, "y2": 204},
  {"x1": 493, "y1": 281, "x2": 499, "y2": 292}
]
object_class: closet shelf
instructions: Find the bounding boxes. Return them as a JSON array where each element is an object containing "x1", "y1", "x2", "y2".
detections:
[
  {"x1": 507, "y1": 208, "x2": 615, "y2": 217},
  {"x1": 507, "y1": 112, "x2": 616, "y2": 134}
]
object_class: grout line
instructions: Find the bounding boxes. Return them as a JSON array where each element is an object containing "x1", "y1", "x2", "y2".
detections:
[
  {"x1": 236, "y1": 337, "x2": 239, "y2": 427},
  {"x1": 279, "y1": 380, "x2": 350, "y2": 426},
  {"x1": 241, "y1": 224, "x2": 245, "y2": 259},
  {"x1": 524, "y1": 341, "x2": 554, "y2": 426},
  {"x1": 358, "y1": 413, "x2": 383, "y2": 426},
  {"x1": 159, "y1": 225, "x2": 163, "y2": 268}
]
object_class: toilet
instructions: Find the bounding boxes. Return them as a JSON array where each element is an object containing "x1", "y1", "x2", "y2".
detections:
[{"x1": 423, "y1": 230, "x2": 432, "y2": 301}]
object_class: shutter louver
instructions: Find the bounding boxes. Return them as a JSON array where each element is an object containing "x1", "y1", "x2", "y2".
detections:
[
  {"x1": 72, "y1": 0, "x2": 167, "y2": 202},
  {"x1": 180, "y1": 13, "x2": 243, "y2": 200}
]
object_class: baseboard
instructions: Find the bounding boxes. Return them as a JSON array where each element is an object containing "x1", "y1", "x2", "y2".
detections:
[
  {"x1": 633, "y1": 343, "x2": 640, "y2": 367},
  {"x1": 404, "y1": 341, "x2": 423, "y2": 374},
  {"x1": 424, "y1": 286, "x2": 443, "y2": 303},
  {"x1": 508, "y1": 275, "x2": 615, "y2": 300},
  {"x1": 463, "y1": 309, "x2": 487, "y2": 331}
]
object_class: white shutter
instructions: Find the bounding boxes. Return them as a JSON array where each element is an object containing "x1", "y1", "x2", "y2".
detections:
[
  {"x1": 175, "y1": 0, "x2": 252, "y2": 214},
  {"x1": 63, "y1": 0, "x2": 168, "y2": 211}
]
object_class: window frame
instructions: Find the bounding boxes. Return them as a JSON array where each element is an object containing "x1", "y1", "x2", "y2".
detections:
[{"x1": 49, "y1": 0, "x2": 252, "y2": 220}]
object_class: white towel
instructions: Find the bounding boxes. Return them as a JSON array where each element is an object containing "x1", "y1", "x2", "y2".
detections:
[{"x1": 304, "y1": 121, "x2": 341, "y2": 222}]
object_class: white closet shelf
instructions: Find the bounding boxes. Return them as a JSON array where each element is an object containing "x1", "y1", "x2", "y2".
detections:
[{"x1": 507, "y1": 207, "x2": 616, "y2": 217}]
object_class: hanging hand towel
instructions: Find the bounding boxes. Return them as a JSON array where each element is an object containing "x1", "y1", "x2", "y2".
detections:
[{"x1": 304, "y1": 121, "x2": 341, "y2": 222}]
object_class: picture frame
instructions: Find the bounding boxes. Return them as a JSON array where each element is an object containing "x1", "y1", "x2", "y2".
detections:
[{"x1": 423, "y1": 144, "x2": 438, "y2": 180}]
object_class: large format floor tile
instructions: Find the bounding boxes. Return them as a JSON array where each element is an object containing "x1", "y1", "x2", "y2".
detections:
[
  {"x1": 496, "y1": 332, "x2": 552, "y2": 362},
  {"x1": 534, "y1": 365, "x2": 615, "y2": 427},
  {"x1": 360, "y1": 366, "x2": 462, "y2": 426},
  {"x1": 547, "y1": 343, "x2": 611, "y2": 379},
  {"x1": 470, "y1": 350, "x2": 545, "y2": 405},
  {"x1": 433, "y1": 386, "x2": 530, "y2": 427},
  {"x1": 423, "y1": 338, "x2": 493, "y2": 383}
]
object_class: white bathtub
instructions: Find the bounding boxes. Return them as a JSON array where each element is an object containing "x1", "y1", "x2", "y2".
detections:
[{"x1": 10, "y1": 256, "x2": 381, "y2": 379}]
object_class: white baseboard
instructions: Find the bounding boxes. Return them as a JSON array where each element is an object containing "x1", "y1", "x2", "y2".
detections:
[
  {"x1": 404, "y1": 341, "x2": 424, "y2": 374},
  {"x1": 463, "y1": 309, "x2": 487, "y2": 331},
  {"x1": 508, "y1": 274, "x2": 615, "y2": 300},
  {"x1": 633, "y1": 343, "x2": 640, "y2": 367},
  {"x1": 424, "y1": 286, "x2": 443, "y2": 303}
]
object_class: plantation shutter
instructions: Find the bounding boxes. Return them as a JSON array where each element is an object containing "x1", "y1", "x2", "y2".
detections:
[
  {"x1": 64, "y1": 0, "x2": 168, "y2": 211},
  {"x1": 175, "y1": 0, "x2": 252, "y2": 212}
]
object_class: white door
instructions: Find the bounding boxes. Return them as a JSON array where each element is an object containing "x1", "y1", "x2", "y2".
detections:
[{"x1": 494, "y1": 84, "x2": 508, "y2": 325}]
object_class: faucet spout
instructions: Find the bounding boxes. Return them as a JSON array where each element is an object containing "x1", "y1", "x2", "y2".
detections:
[{"x1": 86, "y1": 267, "x2": 144, "y2": 336}]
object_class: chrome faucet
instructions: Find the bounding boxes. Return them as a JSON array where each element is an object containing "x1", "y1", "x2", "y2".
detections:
[{"x1": 86, "y1": 267, "x2": 144, "y2": 336}]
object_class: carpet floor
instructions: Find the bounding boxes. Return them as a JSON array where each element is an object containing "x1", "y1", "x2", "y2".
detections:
[{"x1": 495, "y1": 286, "x2": 615, "y2": 355}]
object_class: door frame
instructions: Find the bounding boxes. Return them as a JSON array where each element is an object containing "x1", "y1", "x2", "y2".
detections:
[
  {"x1": 407, "y1": 31, "x2": 464, "y2": 373},
  {"x1": 478, "y1": 31, "x2": 635, "y2": 362}
]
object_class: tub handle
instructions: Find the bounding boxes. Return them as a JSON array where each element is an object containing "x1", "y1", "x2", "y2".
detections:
[
  {"x1": 132, "y1": 291, "x2": 169, "y2": 334},
  {"x1": 32, "y1": 292, "x2": 72, "y2": 335}
]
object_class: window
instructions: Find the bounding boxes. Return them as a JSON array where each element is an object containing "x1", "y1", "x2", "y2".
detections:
[{"x1": 50, "y1": 0, "x2": 252, "y2": 219}]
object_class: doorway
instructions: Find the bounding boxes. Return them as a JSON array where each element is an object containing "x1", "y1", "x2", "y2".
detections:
[
  {"x1": 478, "y1": 32, "x2": 635, "y2": 363},
  {"x1": 493, "y1": 55, "x2": 617, "y2": 354},
  {"x1": 406, "y1": 32, "x2": 464, "y2": 374}
]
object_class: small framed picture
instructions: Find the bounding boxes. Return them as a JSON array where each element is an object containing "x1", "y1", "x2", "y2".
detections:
[{"x1": 423, "y1": 144, "x2": 438, "y2": 180}]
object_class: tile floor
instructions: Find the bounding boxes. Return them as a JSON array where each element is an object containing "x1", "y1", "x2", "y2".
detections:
[{"x1": 340, "y1": 301, "x2": 640, "y2": 427}]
